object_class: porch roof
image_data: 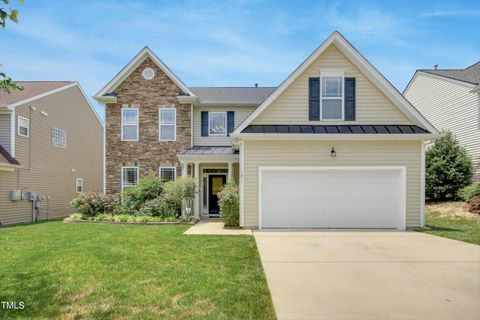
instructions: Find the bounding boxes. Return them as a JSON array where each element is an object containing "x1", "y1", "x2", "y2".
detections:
[
  {"x1": 178, "y1": 146, "x2": 239, "y2": 163},
  {"x1": 180, "y1": 146, "x2": 238, "y2": 155}
]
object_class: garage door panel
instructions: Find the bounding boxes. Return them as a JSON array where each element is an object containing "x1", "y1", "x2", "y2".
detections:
[{"x1": 260, "y1": 167, "x2": 405, "y2": 229}]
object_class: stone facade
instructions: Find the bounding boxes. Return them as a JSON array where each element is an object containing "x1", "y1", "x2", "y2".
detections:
[{"x1": 105, "y1": 57, "x2": 191, "y2": 194}]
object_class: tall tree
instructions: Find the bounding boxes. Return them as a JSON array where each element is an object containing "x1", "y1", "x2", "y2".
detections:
[{"x1": 0, "y1": 0, "x2": 24, "y2": 93}]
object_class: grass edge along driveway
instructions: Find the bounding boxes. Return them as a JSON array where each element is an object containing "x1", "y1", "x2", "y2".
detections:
[{"x1": 0, "y1": 221, "x2": 276, "y2": 320}]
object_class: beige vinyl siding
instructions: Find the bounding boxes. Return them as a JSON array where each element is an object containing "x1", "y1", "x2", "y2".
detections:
[
  {"x1": 404, "y1": 73, "x2": 480, "y2": 178},
  {"x1": 243, "y1": 140, "x2": 422, "y2": 228},
  {"x1": 253, "y1": 45, "x2": 411, "y2": 125},
  {"x1": 193, "y1": 106, "x2": 256, "y2": 146},
  {"x1": 0, "y1": 86, "x2": 103, "y2": 225},
  {"x1": 0, "y1": 112, "x2": 12, "y2": 153}
]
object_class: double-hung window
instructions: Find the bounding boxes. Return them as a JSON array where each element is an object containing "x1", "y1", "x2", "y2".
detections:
[
  {"x1": 159, "y1": 166, "x2": 176, "y2": 181},
  {"x1": 320, "y1": 74, "x2": 344, "y2": 120},
  {"x1": 18, "y1": 116, "x2": 29, "y2": 137},
  {"x1": 121, "y1": 108, "x2": 139, "y2": 141},
  {"x1": 209, "y1": 112, "x2": 227, "y2": 136},
  {"x1": 121, "y1": 167, "x2": 138, "y2": 193},
  {"x1": 52, "y1": 127, "x2": 67, "y2": 148},
  {"x1": 75, "y1": 178, "x2": 84, "y2": 193},
  {"x1": 159, "y1": 108, "x2": 176, "y2": 141}
]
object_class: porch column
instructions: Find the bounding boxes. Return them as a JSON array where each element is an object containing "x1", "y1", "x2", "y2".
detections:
[
  {"x1": 181, "y1": 162, "x2": 188, "y2": 177},
  {"x1": 193, "y1": 161, "x2": 200, "y2": 219},
  {"x1": 227, "y1": 161, "x2": 234, "y2": 182}
]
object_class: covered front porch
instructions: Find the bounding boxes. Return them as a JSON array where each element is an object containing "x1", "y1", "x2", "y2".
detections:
[{"x1": 178, "y1": 146, "x2": 239, "y2": 220}]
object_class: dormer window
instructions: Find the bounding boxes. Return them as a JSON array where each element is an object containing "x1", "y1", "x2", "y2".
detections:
[{"x1": 321, "y1": 74, "x2": 344, "y2": 120}]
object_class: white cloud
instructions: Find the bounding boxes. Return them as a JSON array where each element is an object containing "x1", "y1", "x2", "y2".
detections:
[{"x1": 420, "y1": 10, "x2": 480, "y2": 17}]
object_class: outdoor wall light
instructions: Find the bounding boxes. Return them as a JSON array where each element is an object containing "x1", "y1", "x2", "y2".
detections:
[{"x1": 330, "y1": 147, "x2": 336, "y2": 157}]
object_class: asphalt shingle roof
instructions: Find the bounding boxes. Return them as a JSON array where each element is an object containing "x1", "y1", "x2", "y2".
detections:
[
  {"x1": 0, "y1": 144, "x2": 20, "y2": 166},
  {"x1": 419, "y1": 62, "x2": 480, "y2": 85},
  {"x1": 0, "y1": 81, "x2": 73, "y2": 107},
  {"x1": 189, "y1": 87, "x2": 276, "y2": 104}
]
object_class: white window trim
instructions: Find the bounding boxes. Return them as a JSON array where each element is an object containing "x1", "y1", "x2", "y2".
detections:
[
  {"x1": 121, "y1": 107, "x2": 139, "y2": 141},
  {"x1": 17, "y1": 116, "x2": 29, "y2": 137},
  {"x1": 75, "y1": 178, "x2": 84, "y2": 193},
  {"x1": 158, "y1": 107, "x2": 176, "y2": 141},
  {"x1": 52, "y1": 127, "x2": 67, "y2": 148},
  {"x1": 159, "y1": 166, "x2": 176, "y2": 181},
  {"x1": 208, "y1": 112, "x2": 227, "y2": 136},
  {"x1": 320, "y1": 71, "x2": 344, "y2": 121},
  {"x1": 121, "y1": 166, "x2": 139, "y2": 194}
]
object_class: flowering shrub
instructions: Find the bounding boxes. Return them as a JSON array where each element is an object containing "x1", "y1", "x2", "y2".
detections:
[
  {"x1": 218, "y1": 181, "x2": 239, "y2": 227},
  {"x1": 70, "y1": 192, "x2": 116, "y2": 216},
  {"x1": 123, "y1": 176, "x2": 164, "y2": 210}
]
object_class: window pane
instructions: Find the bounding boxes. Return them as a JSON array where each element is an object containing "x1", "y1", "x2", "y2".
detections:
[
  {"x1": 122, "y1": 109, "x2": 138, "y2": 124},
  {"x1": 322, "y1": 76, "x2": 342, "y2": 97},
  {"x1": 19, "y1": 126, "x2": 28, "y2": 136},
  {"x1": 160, "y1": 109, "x2": 175, "y2": 124},
  {"x1": 322, "y1": 99, "x2": 342, "y2": 119},
  {"x1": 209, "y1": 113, "x2": 226, "y2": 135},
  {"x1": 52, "y1": 128, "x2": 66, "y2": 148},
  {"x1": 123, "y1": 168, "x2": 138, "y2": 186},
  {"x1": 123, "y1": 125, "x2": 137, "y2": 140},
  {"x1": 160, "y1": 168, "x2": 175, "y2": 181},
  {"x1": 160, "y1": 125, "x2": 175, "y2": 140}
]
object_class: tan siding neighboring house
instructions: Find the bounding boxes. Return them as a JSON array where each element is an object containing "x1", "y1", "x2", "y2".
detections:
[
  {"x1": 404, "y1": 71, "x2": 480, "y2": 181},
  {"x1": 253, "y1": 45, "x2": 410, "y2": 125},
  {"x1": 0, "y1": 84, "x2": 103, "y2": 225}
]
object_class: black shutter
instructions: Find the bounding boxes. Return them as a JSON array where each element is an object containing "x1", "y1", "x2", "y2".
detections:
[
  {"x1": 201, "y1": 111, "x2": 209, "y2": 136},
  {"x1": 309, "y1": 78, "x2": 320, "y2": 120},
  {"x1": 344, "y1": 77, "x2": 356, "y2": 121},
  {"x1": 227, "y1": 111, "x2": 234, "y2": 135}
]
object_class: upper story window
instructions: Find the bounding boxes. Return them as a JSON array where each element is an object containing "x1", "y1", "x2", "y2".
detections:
[
  {"x1": 75, "y1": 178, "x2": 84, "y2": 193},
  {"x1": 159, "y1": 166, "x2": 176, "y2": 181},
  {"x1": 121, "y1": 108, "x2": 139, "y2": 141},
  {"x1": 209, "y1": 112, "x2": 227, "y2": 136},
  {"x1": 52, "y1": 127, "x2": 67, "y2": 148},
  {"x1": 159, "y1": 108, "x2": 176, "y2": 141},
  {"x1": 321, "y1": 74, "x2": 344, "y2": 120},
  {"x1": 122, "y1": 166, "x2": 138, "y2": 192},
  {"x1": 17, "y1": 116, "x2": 29, "y2": 137}
]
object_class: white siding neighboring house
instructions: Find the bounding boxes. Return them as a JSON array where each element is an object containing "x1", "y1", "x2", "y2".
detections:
[{"x1": 404, "y1": 62, "x2": 480, "y2": 182}]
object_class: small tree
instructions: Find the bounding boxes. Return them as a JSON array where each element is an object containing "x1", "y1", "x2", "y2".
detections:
[{"x1": 426, "y1": 131, "x2": 473, "y2": 200}]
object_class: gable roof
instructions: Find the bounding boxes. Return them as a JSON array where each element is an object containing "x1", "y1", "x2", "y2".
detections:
[
  {"x1": 0, "y1": 81, "x2": 73, "y2": 107},
  {"x1": 234, "y1": 31, "x2": 438, "y2": 135},
  {"x1": 417, "y1": 61, "x2": 480, "y2": 85},
  {"x1": 95, "y1": 46, "x2": 194, "y2": 102},
  {"x1": 190, "y1": 87, "x2": 276, "y2": 105}
]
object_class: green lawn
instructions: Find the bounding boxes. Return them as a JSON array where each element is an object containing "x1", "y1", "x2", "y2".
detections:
[
  {"x1": 0, "y1": 221, "x2": 276, "y2": 319},
  {"x1": 420, "y1": 202, "x2": 480, "y2": 245}
]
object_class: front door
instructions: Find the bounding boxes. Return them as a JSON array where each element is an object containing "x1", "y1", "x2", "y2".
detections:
[{"x1": 208, "y1": 175, "x2": 226, "y2": 215}]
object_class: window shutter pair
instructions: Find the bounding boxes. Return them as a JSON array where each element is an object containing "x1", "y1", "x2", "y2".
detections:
[
  {"x1": 201, "y1": 111, "x2": 235, "y2": 136},
  {"x1": 308, "y1": 77, "x2": 356, "y2": 121}
]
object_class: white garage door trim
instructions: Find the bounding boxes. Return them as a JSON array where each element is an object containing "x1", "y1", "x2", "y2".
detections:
[{"x1": 258, "y1": 166, "x2": 407, "y2": 230}]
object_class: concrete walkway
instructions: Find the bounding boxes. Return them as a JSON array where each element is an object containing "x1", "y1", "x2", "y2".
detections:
[
  {"x1": 254, "y1": 231, "x2": 480, "y2": 320},
  {"x1": 184, "y1": 220, "x2": 252, "y2": 235}
]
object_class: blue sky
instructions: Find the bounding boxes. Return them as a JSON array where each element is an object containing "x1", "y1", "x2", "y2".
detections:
[{"x1": 1, "y1": 0, "x2": 479, "y2": 120}]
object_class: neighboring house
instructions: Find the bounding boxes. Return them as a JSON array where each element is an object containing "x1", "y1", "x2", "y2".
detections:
[
  {"x1": 0, "y1": 82, "x2": 104, "y2": 225},
  {"x1": 404, "y1": 62, "x2": 480, "y2": 182},
  {"x1": 95, "y1": 31, "x2": 437, "y2": 230}
]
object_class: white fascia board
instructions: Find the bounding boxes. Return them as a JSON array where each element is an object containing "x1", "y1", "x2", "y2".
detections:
[
  {"x1": 234, "y1": 31, "x2": 438, "y2": 135},
  {"x1": 95, "y1": 95, "x2": 118, "y2": 104},
  {"x1": 95, "y1": 46, "x2": 195, "y2": 100},
  {"x1": 6, "y1": 82, "x2": 78, "y2": 110},
  {"x1": 231, "y1": 133, "x2": 439, "y2": 141},
  {"x1": 177, "y1": 95, "x2": 199, "y2": 104},
  {"x1": 196, "y1": 101, "x2": 261, "y2": 107}
]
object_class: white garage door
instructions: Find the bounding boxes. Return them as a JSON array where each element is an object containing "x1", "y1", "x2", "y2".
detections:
[{"x1": 260, "y1": 167, "x2": 406, "y2": 229}]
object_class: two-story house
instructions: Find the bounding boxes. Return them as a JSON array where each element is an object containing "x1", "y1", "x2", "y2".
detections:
[
  {"x1": 404, "y1": 62, "x2": 480, "y2": 182},
  {"x1": 0, "y1": 81, "x2": 104, "y2": 225},
  {"x1": 95, "y1": 32, "x2": 437, "y2": 230}
]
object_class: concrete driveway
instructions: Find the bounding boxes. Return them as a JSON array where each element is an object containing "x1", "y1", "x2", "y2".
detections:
[{"x1": 254, "y1": 231, "x2": 480, "y2": 320}]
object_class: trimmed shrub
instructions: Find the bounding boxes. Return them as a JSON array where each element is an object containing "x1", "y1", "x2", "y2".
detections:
[
  {"x1": 70, "y1": 192, "x2": 116, "y2": 216},
  {"x1": 468, "y1": 196, "x2": 480, "y2": 214},
  {"x1": 426, "y1": 131, "x2": 473, "y2": 200},
  {"x1": 459, "y1": 184, "x2": 480, "y2": 203},
  {"x1": 138, "y1": 197, "x2": 176, "y2": 217},
  {"x1": 163, "y1": 177, "x2": 196, "y2": 216},
  {"x1": 218, "y1": 181, "x2": 239, "y2": 227},
  {"x1": 113, "y1": 203, "x2": 136, "y2": 216},
  {"x1": 123, "y1": 176, "x2": 164, "y2": 210}
]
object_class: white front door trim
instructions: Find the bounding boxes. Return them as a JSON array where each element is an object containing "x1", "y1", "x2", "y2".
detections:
[{"x1": 258, "y1": 166, "x2": 407, "y2": 230}]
